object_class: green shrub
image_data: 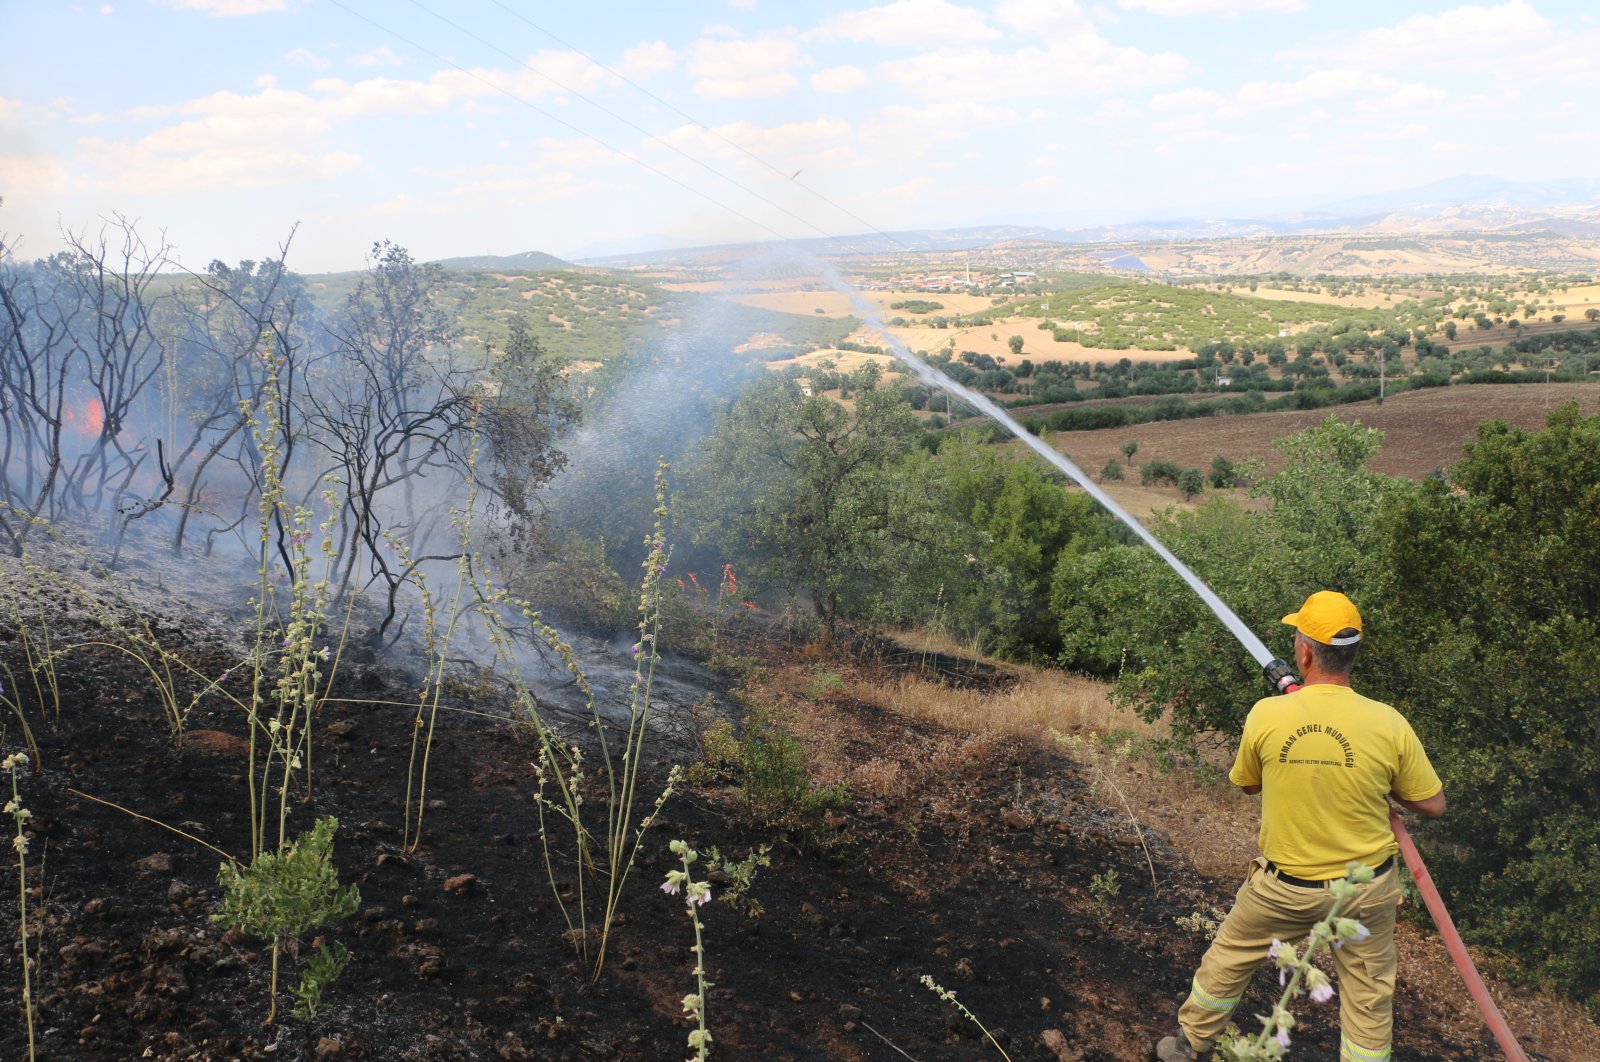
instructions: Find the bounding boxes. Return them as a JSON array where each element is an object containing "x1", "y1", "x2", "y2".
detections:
[
  {"x1": 1100, "y1": 457, "x2": 1124, "y2": 482},
  {"x1": 1139, "y1": 459, "x2": 1182, "y2": 486}
]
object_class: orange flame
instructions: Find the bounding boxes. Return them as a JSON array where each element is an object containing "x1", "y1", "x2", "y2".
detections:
[{"x1": 64, "y1": 398, "x2": 105, "y2": 437}]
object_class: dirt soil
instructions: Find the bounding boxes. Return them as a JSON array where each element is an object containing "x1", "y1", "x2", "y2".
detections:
[{"x1": 0, "y1": 554, "x2": 1566, "y2": 1061}]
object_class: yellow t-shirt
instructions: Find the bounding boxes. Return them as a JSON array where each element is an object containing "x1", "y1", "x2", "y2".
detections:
[{"x1": 1229, "y1": 683, "x2": 1442, "y2": 880}]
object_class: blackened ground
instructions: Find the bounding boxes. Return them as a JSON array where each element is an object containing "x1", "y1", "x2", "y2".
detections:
[{"x1": 0, "y1": 613, "x2": 1519, "y2": 1062}]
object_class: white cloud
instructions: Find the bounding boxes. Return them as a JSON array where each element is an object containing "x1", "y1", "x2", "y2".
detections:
[
  {"x1": 1150, "y1": 87, "x2": 1227, "y2": 112},
  {"x1": 860, "y1": 101, "x2": 1020, "y2": 157},
  {"x1": 1349, "y1": 0, "x2": 1548, "y2": 66},
  {"x1": 688, "y1": 36, "x2": 805, "y2": 100},
  {"x1": 1235, "y1": 69, "x2": 1442, "y2": 113},
  {"x1": 1117, "y1": 0, "x2": 1305, "y2": 15},
  {"x1": 0, "y1": 153, "x2": 77, "y2": 199},
  {"x1": 0, "y1": 97, "x2": 20, "y2": 122},
  {"x1": 659, "y1": 116, "x2": 854, "y2": 165},
  {"x1": 996, "y1": 0, "x2": 1099, "y2": 36},
  {"x1": 1080, "y1": 98, "x2": 1142, "y2": 125},
  {"x1": 283, "y1": 47, "x2": 329, "y2": 69},
  {"x1": 816, "y1": 0, "x2": 1000, "y2": 48},
  {"x1": 878, "y1": 35, "x2": 1188, "y2": 100},
  {"x1": 619, "y1": 41, "x2": 677, "y2": 80},
  {"x1": 168, "y1": 0, "x2": 291, "y2": 14},
  {"x1": 728, "y1": 0, "x2": 757, "y2": 8},
  {"x1": 1278, "y1": 0, "x2": 1598, "y2": 85},
  {"x1": 811, "y1": 65, "x2": 868, "y2": 93},
  {"x1": 350, "y1": 46, "x2": 405, "y2": 68}
]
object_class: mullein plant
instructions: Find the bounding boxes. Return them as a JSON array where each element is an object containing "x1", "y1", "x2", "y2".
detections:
[
  {"x1": 469, "y1": 461, "x2": 681, "y2": 979},
  {"x1": 663, "y1": 840, "x2": 714, "y2": 1061},
  {"x1": 213, "y1": 343, "x2": 358, "y2": 1023},
  {"x1": 0, "y1": 559, "x2": 59, "y2": 723},
  {"x1": 0, "y1": 505, "x2": 186, "y2": 747},
  {"x1": 4, "y1": 752, "x2": 34, "y2": 1061},
  {"x1": 1214, "y1": 863, "x2": 1373, "y2": 1060},
  {"x1": 919, "y1": 974, "x2": 1014, "y2": 1061}
]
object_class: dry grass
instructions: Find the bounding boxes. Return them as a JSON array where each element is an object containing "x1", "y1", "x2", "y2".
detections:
[
  {"x1": 748, "y1": 630, "x2": 1599, "y2": 1059},
  {"x1": 842, "y1": 660, "x2": 1257, "y2": 876},
  {"x1": 830, "y1": 637, "x2": 1600, "y2": 1061}
]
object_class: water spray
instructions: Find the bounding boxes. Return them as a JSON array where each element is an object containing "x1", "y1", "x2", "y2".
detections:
[{"x1": 818, "y1": 267, "x2": 1530, "y2": 1059}]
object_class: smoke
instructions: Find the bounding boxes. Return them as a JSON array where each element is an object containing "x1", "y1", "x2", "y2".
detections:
[{"x1": 787, "y1": 249, "x2": 1280, "y2": 668}]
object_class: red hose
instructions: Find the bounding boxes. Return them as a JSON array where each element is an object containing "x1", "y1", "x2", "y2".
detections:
[{"x1": 1388, "y1": 807, "x2": 1531, "y2": 1061}]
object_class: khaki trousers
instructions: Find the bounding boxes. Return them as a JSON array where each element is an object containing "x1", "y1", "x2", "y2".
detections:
[{"x1": 1178, "y1": 856, "x2": 1401, "y2": 1062}]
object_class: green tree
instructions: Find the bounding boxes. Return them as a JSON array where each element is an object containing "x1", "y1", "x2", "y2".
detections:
[
  {"x1": 1100, "y1": 457, "x2": 1124, "y2": 482},
  {"x1": 1055, "y1": 416, "x2": 1392, "y2": 745},
  {"x1": 927, "y1": 434, "x2": 1103, "y2": 658},
  {"x1": 1177, "y1": 467, "x2": 1204, "y2": 500},
  {"x1": 689, "y1": 366, "x2": 923, "y2": 635},
  {"x1": 1376, "y1": 402, "x2": 1600, "y2": 996},
  {"x1": 1209, "y1": 454, "x2": 1236, "y2": 489},
  {"x1": 1121, "y1": 439, "x2": 1139, "y2": 462}
]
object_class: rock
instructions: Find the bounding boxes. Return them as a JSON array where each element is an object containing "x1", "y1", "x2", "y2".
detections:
[
  {"x1": 185, "y1": 730, "x2": 250, "y2": 756},
  {"x1": 838, "y1": 1003, "x2": 861, "y2": 1022},
  {"x1": 443, "y1": 873, "x2": 476, "y2": 896},
  {"x1": 316, "y1": 1035, "x2": 344, "y2": 1059},
  {"x1": 1002, "y1": 808, "x2": 1036, "y2": 829},
  {"x1": 1042, "y1": 1029, "x2": 1084, "y2": 1061},
  {"x1": 167, "y1": 881, "x2": 193, "y2": 903},
  {"x1": 135, "y1": 853, "x2": 173, "y2": 874}
]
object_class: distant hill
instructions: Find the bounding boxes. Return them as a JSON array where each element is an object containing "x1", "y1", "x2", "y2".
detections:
[
  {"x1": 1313, "y1": 175, "x2": 1600, "y2": 217},
  {"x1": 430, "y1": 250, "x2": 571, "y2": 272},
  {"x1": 575, "y1": 173, "x2": 1600, "y2": 269}
]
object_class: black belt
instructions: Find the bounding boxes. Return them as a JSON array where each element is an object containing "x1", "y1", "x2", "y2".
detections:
[{"x1": 1266, "y1": 855, "x2": 1394, "y2": 889}]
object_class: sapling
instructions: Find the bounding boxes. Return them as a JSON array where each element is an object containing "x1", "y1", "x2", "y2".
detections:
[
  {"x1": 663, "y1": 840, "x2": 714, "y2": 1061},
  {"x1": 4, "y1": 751, "x2": 35, "y2": 1060},
  {"x1": 705, "y1": 845, "x2": 771, "y2": 920},
  {"x1": 213, "y1": 816, "x2": 360, "y2": 1024}
]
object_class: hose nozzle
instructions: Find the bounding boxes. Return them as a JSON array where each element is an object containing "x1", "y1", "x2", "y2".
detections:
[{"x1": 1263, "y1": 658, "x2": 1301, "y2": 694}]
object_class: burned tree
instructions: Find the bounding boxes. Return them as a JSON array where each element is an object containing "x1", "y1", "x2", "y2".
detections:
[
  {"x1": 0, "y1": 220, "x2": 170, "y2": 551},
  {"x1": 160, "y1": 239, "x2": 310, "y2": 560}
]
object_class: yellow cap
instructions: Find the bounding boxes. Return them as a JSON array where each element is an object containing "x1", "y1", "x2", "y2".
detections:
[{"x1": 1282, "y1": 590, "x2": 1363, "y2": 646}]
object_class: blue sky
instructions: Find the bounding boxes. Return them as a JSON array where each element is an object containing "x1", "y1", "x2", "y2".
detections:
[{"x1": 2, "y1": 0, "x2": 1597, "y2": 271}]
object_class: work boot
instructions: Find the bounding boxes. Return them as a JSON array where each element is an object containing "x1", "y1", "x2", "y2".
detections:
[{"x1": 1155, "y1": 1029, "x2": 1207, "y2": 1061}]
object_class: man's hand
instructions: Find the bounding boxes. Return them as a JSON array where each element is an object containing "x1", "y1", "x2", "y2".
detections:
[{"x1": 1390, "y1": 790, "x2": 1446, "y2": 818}]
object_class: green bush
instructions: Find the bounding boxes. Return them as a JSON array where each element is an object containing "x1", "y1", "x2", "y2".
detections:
[
  {"x1": 737, "y1": 705, "x2": 849, "y2": 834},
  {"x1": 1100, "y1": 457, "x2": 1124, "y2": 482},
  {"x1": 1139, "y1": 459, "x2": 1182, "y2": 486}
]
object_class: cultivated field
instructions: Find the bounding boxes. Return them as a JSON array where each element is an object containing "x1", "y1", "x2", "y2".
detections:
[
  {"x1": 720, "y1": 288, "x2": 1000, "y2": 318},
  {"x1": 1037, "y1": 382, "x2": 1600, "y2": 516}
]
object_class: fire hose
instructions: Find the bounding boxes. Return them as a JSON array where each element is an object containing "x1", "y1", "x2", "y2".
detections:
[{"x1": 837, "y1": 281, "x2": 1532, "y2": 1056}]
